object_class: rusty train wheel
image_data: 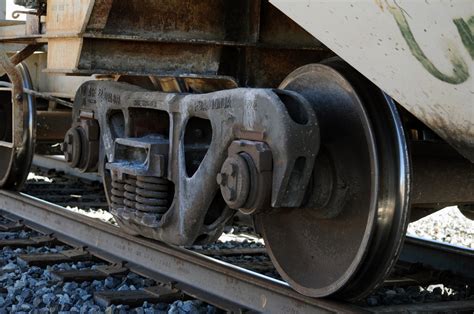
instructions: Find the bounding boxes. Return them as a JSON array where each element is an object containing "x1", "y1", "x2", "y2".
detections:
[
  {"x1": 257, "y1": 60, "x2": 410, "y2": 300},
  {"x1": 0, "y1": 64, "x2": 36, "y2": 190}
]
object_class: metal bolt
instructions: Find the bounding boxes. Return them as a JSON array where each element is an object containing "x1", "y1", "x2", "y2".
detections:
[
  {"x1": 217, "y1": 154, "x2": 251, "y2": 209},
  {"x1": 216, "y1": 173, "x2": 227, "y2": 185},
  {"x1": 229, "y1": 164, "x2": 237, "y2": 177},
  {"x1": 224, "y1": 186, "x2": 237, "y2": 201}
]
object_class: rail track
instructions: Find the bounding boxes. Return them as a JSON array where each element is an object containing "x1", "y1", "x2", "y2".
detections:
[{"x1": 0, "y1": 162, "x2": 472, "y2": 312}]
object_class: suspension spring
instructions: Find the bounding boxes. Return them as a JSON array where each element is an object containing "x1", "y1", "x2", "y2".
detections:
[
  {"x1": 124, "y1": 177, "x2": 138, "y2": 212},
  {"x1": 110, "y1": 174, "x2": 171, "y2": 218},
  {"x1": 135, "y1": 176, "x2": 170, "y2": 214},
  {"x1": 110, "y1": 179, "x2": 125, "y2": 210}
]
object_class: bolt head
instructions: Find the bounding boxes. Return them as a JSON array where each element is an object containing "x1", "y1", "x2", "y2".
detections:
[
  {"x1": 216, "y1": 173, "x2": 227, "y2": 185},
  {"x1": 229, "y1": 163, "x2": 237, "y2": 177},
  {"x1": 218, "y1": 154, "x2": 251, "y2": 209}
]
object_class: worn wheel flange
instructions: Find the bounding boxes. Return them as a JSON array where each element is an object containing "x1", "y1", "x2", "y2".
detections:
[
  {"x1": 257, "y1": 60, "x2": 410, "y2": 300},
  {"x1": 0, "y1": 63, "x2": 36, "y2": 190}
]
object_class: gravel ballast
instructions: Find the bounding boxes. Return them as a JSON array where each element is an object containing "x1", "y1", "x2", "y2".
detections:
[
  {"x1": 408, "y1": 206, "x2": 474, "y2": 249},
  {"x1": 0, "y1": 239, "x2": 216, "y2": 313}
]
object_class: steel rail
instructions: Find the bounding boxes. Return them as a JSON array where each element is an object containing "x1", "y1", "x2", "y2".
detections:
[
  {"x1": 0, "y1": 190, "x2": 363, "y2": 313},
  {"x1": 400, "y1": 235, "x2": 474, "y2": 280}
]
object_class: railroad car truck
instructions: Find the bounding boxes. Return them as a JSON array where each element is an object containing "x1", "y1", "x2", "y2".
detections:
[{"x1": 0, "y1": 0, "x2": 472, "y2": 300}]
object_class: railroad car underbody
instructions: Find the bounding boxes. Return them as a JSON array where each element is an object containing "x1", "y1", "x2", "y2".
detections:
[{"x1": 0, "y1": 0, "x2": 472, "y2": 300}]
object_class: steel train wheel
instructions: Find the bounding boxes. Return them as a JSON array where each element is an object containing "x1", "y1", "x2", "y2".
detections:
[
  {"x1": 0, "y1": 64, "x2": 36, "y2": 190},
  {"x1": 257, "y1": 60, "x2": 410, "y2": 300}
]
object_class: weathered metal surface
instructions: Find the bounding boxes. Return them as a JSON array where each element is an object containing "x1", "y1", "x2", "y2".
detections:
[
  {"x1": 0, "y1": 60, "x2": 35, "y2": 189},
  {"x1": 32, "y1": 154, "x2": 102, "y2": 181},
  {"x1": 411, "y1": 143, "x2": 474, "y2": 206},
  {"x1": 39, "y1": 0, "x2": 328, "y2": 88},
  {"x1": 78, "y1": 40, "x2": 221, "y2": 76},
  {"x1": 220, "y1": 140, "x2": 273, "y2": 214},
  {"x1": 271, "y1": 0, "x2": 474, "y2": 161},
  {"x1": 259, "y1": 61, "x2": 410, "y2": 300},
  {"x1": 0, "y1": 192, "x2": 362, "y2": 313},
  {"x1": 1, "y1": 1, "x2": 329, "y2": 88},
  {"x1": 24, "y1": 52, "x2": 92, "y2": 100},
  {"x1": 0, "y1": 43, "x2": 41, "y2": 77},
  {"x1": 36, "y1": 111, "x2": 71, "y2": 141},
  {"x1": 70, "y1": 80, "x2": 319, "y2": 245},
  {"x1": 399, "y1": 236, "x2": 474, "y2": 282},
  {"x1": 62, "y1": 117, "x2": 99, "y2": 172}
]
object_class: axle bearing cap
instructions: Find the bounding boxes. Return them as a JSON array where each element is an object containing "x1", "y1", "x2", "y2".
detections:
[
  {"x1": 217, "y1": 154, "x2": 250, "y2": 209},
  {"x1": 62, "y1": 119, "x2": 100, "y2": 172},
  {"x1": 62, "y1": 127, "x2": 83, "y2": 168}
]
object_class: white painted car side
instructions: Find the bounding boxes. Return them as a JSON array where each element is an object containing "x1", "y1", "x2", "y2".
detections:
[{"x1": 271, "y1": 0, "x2": 474, "y2": 161}]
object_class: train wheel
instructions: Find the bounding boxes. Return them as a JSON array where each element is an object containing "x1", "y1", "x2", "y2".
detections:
[
  {"x1": 257, "y1": 59, "x2": 410, "y2": 300},
  {"x1": 0, "y1": 64, "x2": 36, "y2": 190}
]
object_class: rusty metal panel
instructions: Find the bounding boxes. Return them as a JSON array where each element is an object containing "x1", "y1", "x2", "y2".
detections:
[
  {"x1": 242, "y1": 48, "x2": 333, "y2": 87},
  {"x1": 77, "y1": 39, "x2": 222, "y2": 75},
  {"x1": 101, "y1": 0, "x2": 227, "y2": 40},
  {"x1": 43, "y1": 0, "x2": 327, "y2": 80},
  {"x1": 259, "y1": 2, "x2": 321, "y2": 49}
]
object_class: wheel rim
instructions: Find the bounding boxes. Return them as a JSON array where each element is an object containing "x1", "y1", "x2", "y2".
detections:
[
  {"x1": 257, "y1": 60, "x2": 410, "y2": 300},
  {"x1": 0, "y1": 64, "x2": 36, "y2": 190}
]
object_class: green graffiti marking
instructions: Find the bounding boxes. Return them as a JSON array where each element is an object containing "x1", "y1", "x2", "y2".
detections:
[
  {"x1": 387, "y1": 3, "x2": 470, "y2": 85},
  {"x1": 453, "y1": 16, "x2": 474, "y2": 60}
]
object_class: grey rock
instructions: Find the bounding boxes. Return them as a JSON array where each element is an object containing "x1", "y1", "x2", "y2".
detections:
[
  {"x1": 168, "y1": 304, "x2": 179, "y2": 314},
  {"x1": 105, "y1": 305, "x2": 116, "y2": 314},
  {"x1": 81, "y1": 281, "x2": 90, "y2": 288},
  {"x1": 63, "y1": 282, "x2": 78, "y2": 292},
  {"x1": 104, "y1": 277, "x2": 118, "y2": 289},
  {"x1": 58, "y1": 293, "x2": 71, "y2": 305},
  {"x1": 2, "y1": 263, "x2": 16, "y2": 272},
  {"x1": 42, "y1": 292, "x2": 55, "y2": 305},
  {"x1": 118, "y1": 284, "x2": 130, "y2": 291},
  {"x1": 32, "y1": 296, "x2": 42, "y2": 307},
  {"x1": 20, "y1": 303, "x2": 32, "y2": 311},
  {"x1": 181, "y1": 301, "x2": 198, "y2": 313}
]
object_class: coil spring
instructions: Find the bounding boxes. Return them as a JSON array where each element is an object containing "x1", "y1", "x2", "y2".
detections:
[
  {"x1": 110, "y1": 179, "x2": 125, "y2": 210},
  {"x1": 111, "y1": 175, "x2": 170, "y2": 215},
  {"x1": 135, "y1": 176, "x2": 169, "y2": 214},
  {"x1": 124, "y1": 177, "x2": 138, "y2": 212}
]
